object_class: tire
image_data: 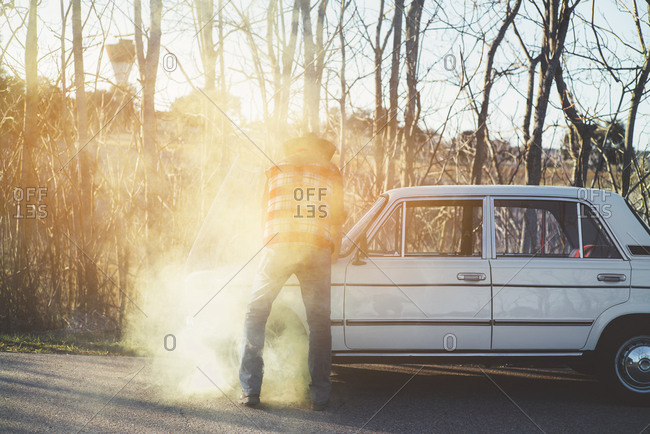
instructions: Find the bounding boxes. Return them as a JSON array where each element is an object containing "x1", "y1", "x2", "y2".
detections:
[{"x1": 599, "y1": 333, "x2": 650, "y2": 404}]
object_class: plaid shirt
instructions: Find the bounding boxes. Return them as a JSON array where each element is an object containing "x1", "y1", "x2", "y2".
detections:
[{"x1": 263, "y1": 152, "x2": 344, "y2": 250}]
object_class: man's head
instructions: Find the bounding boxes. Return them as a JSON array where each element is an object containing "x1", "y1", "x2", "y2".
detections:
[{"x1": 282, "y1": 133, "x2": 337, "y2": 160}]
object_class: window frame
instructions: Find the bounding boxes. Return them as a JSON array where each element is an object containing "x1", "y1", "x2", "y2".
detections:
[
  {"x1": 365, "y1": 196, "x2": 488, "y2": 259},
  {"x1": 488, "y1": 196, "x2": 628, "y2": 261},
  {"x1": 366, "y1": 201, "x2": 404, "y2": 256}
]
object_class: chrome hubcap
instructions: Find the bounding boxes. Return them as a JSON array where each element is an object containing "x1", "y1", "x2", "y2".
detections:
[
  {"x1": 616, "y1": 337, "x2": 650, "y2": 392},
  {"x1": 640, "y1": 359, "x2": 650, "y2": 372}
]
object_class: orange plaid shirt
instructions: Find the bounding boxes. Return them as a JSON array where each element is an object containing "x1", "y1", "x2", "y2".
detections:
[{"x1": 263, "y1": 152, "x2": 344, "y2": 250}]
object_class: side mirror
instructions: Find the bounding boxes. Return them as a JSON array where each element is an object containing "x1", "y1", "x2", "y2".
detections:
[{"x1": 352, "y1": 233, "x2": 368, "y2": 265}]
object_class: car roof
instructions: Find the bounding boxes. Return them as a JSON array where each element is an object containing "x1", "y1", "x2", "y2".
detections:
[{"x1": 385, "y1": 185, "x2": 617, "y2": 200}]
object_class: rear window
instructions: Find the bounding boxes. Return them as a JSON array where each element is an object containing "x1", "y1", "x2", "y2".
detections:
[
  {"x1": 494, "y1": 199, "x2": 579, "y2": 257},
  {"x1": 580, "y1": 205, "x2": 622, "y2": 259}
]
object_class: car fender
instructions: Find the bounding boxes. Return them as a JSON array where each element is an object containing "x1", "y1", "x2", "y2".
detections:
[{"x1": 583, "y1": 288, "x2": 650, "y2": 350}]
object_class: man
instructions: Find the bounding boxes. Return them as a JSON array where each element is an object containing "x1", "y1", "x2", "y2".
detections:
[{"x1": 238, "y1": 134, "x2": 344, "y2": 411}]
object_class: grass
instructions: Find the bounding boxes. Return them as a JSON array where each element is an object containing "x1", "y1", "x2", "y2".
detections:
[{"x1": 0, "y1": 331, "x2": 138, "y2": 356}]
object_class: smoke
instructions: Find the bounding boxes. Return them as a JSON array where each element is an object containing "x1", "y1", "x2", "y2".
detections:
[{"x1": 122, "y1": 157, "x2": 311, "y2": 405}]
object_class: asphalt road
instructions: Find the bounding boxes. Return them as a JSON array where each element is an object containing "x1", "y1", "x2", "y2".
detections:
[{"x1": 1, "y1": 352, "x2": 649, "y2": 433}]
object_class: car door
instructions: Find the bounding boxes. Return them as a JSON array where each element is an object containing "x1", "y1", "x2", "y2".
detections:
[
  {"x1": 343, "y1": 197, "x2": 493, "y2": 351},
  {"x1": 489, "y1": 198, "x2": 631, "y2": 351}
]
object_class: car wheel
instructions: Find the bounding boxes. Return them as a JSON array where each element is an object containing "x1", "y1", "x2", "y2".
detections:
[{"x1": 602, "y1": 334, "x2": 650, "y2": 404}]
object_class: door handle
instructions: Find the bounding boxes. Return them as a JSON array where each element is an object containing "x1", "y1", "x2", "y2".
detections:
[
  {"x1": 597, "y1": 273, "x2": 626, "y2": 282},
  {"x1": 457, "y1": 272, "x2": 486, "y2": 281}
]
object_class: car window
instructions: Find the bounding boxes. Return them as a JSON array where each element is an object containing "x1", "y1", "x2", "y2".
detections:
[
  {"x1": 340, "y1": 195, "x2": 387, "y2": 256},
  {"x1": 368, "y1": 203, "x2": 402, "y2": 256},
  {"x1": 494, "y1": 200, "x2": 579, "y2": 257},
  {"x1": 404, "y1": 200, "x2": 482, "y2": 256},
  {"x1": 580, "y1": 204, "x2": 622, "y2": 259}
]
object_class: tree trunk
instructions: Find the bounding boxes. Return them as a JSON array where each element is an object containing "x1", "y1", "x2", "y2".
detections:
[
  {"x1": 400, "y1": 0, "x2": 425, "y2": 187},
  {"x1": 623, "y1": 50, "x2": 650, "y2": 196},
  {"x1": 314, "y1": 0, "x2": 329, "y2": 129},
  {"x1": 385, "y1": 0, "x2": 404, "y2": 190},
  {"x1": 278, "y1": 0, "x2": 300, "y2": 131},
  {"x1": 471, "y1": 0, "x2": 522, "y2": 185},
  {"x1": 241, "y1": 13, "x2": 269, "y2": 122},
  {"x1": 338, "y1": 0, "x2": 347, "y2": 169},
  {"x1": 23, "y1": 0, "x2": 38, "y2": 192},
  {"x1": 18, "y1": 0, "x2": 39, "y2": 328},
  {"x1": 134, "y1": 0, "x2": 162, "y2": 245},
  {"x1": 196, "y1": 0, "x2": 216, "y2": 91},
  {"x1": 59, "y1": 0, "x2": 69, "y2": 148},
  {"x1": 72, "y1": 0, "x2": 98, "y2": 313},
  {"x1": 373, "y1": 0, "x2": 386, "y2": 191},
  {"x1": 526, "y1": 0, "x2": 576, "y2": 185},
  {"x1": 555, "y1": 65, "x2": 596, "y2": 187},
  {"x1": 195, "y1": 0, "x2": 217, "y2": 214},
  {"x1": 267, "y1": 0, "x2": 281, "y2": 129},
  {"x1": 300, "y1": 0, "x2": 319, "y2": 133}
]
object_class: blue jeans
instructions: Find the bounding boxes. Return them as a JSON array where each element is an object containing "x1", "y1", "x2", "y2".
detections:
[{"x1": 239, "y1": 245, "x2": 332, "y2": 404}]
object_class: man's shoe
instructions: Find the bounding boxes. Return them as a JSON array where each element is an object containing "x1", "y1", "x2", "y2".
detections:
[
  {"x1": 238, "y1": 393, "x2": 260, "y2": 407},
  {"x1": 311, "y1": 400, "x2": 328, "y2": 411}
]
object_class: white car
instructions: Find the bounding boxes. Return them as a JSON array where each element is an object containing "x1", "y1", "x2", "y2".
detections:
[
  {"x1": 187, "y1": 184, "x2": 650, "y2": 403},
  {"x1": 327, "y1": 185, "x2": 650, "y2": 402}
]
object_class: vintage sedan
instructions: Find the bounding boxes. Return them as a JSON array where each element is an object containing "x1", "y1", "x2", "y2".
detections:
[
  {"x1": 324, "y1": 185, "x2": 650, "y2": 402},
  {"x1": 187, "y1": 184, "x2": 650, "y2": 403}
]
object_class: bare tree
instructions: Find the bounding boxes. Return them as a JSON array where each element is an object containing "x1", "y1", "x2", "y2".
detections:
[
  {"x1": 18, "y1": 0, "x2": 39, "y2": 320},
  {"x1": 555, "y1": 65, "x2": 596, "y2": 187},
  {"x1": 368, "y1": 0, "x2": 392, "y2": 190},
  {"x1": 134, "y1": 0, "x2": 162, "y2": 238},
  {"x1": 298, "y1": 0, "x2": 328, "y2": 133},
  {"x1": 338, "y1": 0, "x2": 347, "y2": 166},
  {"x1": 400, "y1": 0, "x2": 425, "y2": 187},
  {"x1": 72, "y1": 0, "x2": 98, "y2": 311},
  {"x1": 300, "y1": 0, "x2": 318, "y2": 132},
  {"x1": 195, "y1": 0, "x2": 217, "y2": 91},
  {"x1": 59, "y1": 0, "x2": 70, "y2": 148},
  {"x1": 587, "y1": 0, "x2": 650, "y2": 195},
  {"x1": 470, "y1": 0, "x2": 522, "y2": 185},
  {"x1": 385, "y1": 0, "x2": 404, "y2": 190},
  {"x1": 622, "y1": 0, "x2": 650, "y2": 195},
  {"x1": 526, "y1": 0, "x2": 578, "y2": 185},
  {"x1": 239, "y1": 10, "x2": 269, "y2": 122},
  {"x1": 22, "y1": 0, "x2": 37, "y2": 191}
]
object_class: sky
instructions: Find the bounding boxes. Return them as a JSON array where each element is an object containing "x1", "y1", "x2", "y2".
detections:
[{"x1": 1, "y1": 0, "x2": 649, "y2": 151}]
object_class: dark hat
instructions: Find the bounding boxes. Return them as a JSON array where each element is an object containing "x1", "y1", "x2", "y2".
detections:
[{"x1": 282, "y1": 133, "x2": 337, "y2": 159}]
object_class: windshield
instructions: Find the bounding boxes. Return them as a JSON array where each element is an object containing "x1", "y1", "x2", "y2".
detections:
[{"x1": 340, "y1": 194, "x2": 388, "y2": 257}]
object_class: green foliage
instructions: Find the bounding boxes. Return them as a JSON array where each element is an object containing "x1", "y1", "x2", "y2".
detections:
[{"x1": 0, "y1": 331, "x2": 137, "y2": 356}]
